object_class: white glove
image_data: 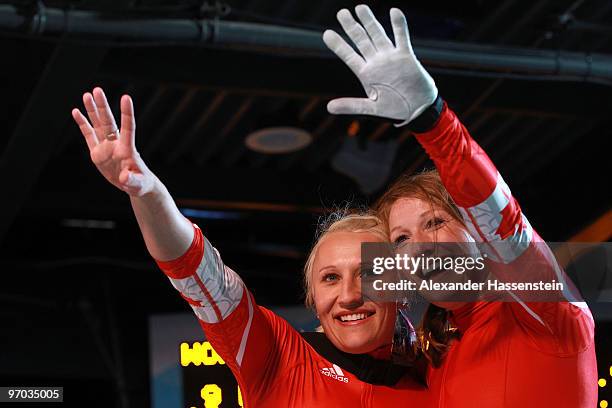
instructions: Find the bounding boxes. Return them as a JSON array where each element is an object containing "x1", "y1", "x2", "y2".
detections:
[{"x1": 323, "y1": 5, "x2": 437, "y2": 125}]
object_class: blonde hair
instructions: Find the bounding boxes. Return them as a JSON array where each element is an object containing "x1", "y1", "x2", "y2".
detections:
[{"x1": 303, "y1": 211, "x2": 386, "y2": 309}]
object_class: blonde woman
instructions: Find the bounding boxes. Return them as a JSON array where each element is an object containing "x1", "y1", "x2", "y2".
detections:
[{"x1": 71, "y1": 87, "x2": 428, "y2": 406}]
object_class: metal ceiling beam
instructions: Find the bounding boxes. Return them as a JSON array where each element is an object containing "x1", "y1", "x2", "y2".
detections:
[
  {"x1": 2, "y1": 5, "x2": 612, "y2": 82},
  {"x1": 143, "y1": 88, "x2": 198, "y2": 156},
  {"x1": 558, "y1": 1, "x2": 612, "y2": 51},
  {"x1": 496, "y1": 0, "x2": 550, "y2": 44},
  {"x1": 196, "y1": 96, "x2": 255, "y2": 165},
  {"x1": 474, "y1": 114, "x2": 520, "y2": 151},
  {"x1": 168, "y1": 91, "x2": 228, "y2": 163},
  {"x1": 465, "y1": 0, "x2": 515, "y2": 41},
  {"x1": 495, "y1": 117, "x2": 545, "y2": 170},
  {"x1": 512, "y1": 118, "x2": 600, "y2": 186}
]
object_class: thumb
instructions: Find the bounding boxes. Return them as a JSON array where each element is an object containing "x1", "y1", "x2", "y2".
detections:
[{"x1": 327, "y1": 97, "x2": 377, "y2": 116}]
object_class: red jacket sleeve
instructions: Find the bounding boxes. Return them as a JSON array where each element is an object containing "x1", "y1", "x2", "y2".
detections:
[
  {"x1": 414, "y1": 103, "x2": 594, "y2": 354},
  {"x1": 155, "y1": 224, "x2": 302, "y2": 405},
  {"x1": 414, "y1": 103, "x2": 533, "y2": 263}
]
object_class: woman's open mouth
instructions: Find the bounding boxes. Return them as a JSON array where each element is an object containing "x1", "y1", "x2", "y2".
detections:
[{"x1": 335, "y1": 312, "x2": 375, "y2": 325}]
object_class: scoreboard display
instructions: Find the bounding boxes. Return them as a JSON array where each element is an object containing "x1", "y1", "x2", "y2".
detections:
[
  {"x1": 149, "y1": 307, "x2": 320, "y2": 408},
  {"x1": 181, "y1": 341, "x2": 242, "y2": 408}
]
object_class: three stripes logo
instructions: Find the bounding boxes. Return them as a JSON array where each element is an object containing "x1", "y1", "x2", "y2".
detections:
[{"x1": 320, "y1": 364, "x2": 349, "y2": 383}]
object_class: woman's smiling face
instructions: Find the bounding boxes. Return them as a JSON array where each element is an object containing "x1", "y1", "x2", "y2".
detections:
[
  {"x1": 312, "y1": 231, "x2": 396, "y2": 355},
  {"x1": 388, "y1": 197, "x2": 480, "y2": 309}
]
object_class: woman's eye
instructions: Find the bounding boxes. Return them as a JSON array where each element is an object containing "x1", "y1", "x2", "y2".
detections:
[
  {"x1": 426, "y1": 217, "x2": 447, "y2": 230},
  {"x1": 323, "y1": 273, "x2": 339, "y2": 282},
  {"x1": 393, "y1": 234, "x2": 410, "y2": 246},
  {"x1": 360, "y1": 265, "x2": 375, "y2": 278}
]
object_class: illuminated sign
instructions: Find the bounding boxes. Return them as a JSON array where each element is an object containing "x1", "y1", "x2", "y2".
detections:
[
  {"x1": 599, "y1": 365, "x2": 611, "y2": 408},
  {"x1": 181, "y1": 341, "x2": 242, "y2": 408},
  {"x1": 150, "y1": 308, "x2": 318, "y2": 408},
  {"x1": 181, "y1": 342, "x2": 225, "y2": 367}
]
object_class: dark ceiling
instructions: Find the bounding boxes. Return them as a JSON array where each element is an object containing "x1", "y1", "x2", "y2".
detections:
[{"x1": 0, "y1": 0, "x2": 610, "y2": 406}]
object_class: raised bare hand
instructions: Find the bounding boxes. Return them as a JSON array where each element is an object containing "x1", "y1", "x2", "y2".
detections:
[{"x1": 72, "y1": 87, "x2": 156, "y2": 196}]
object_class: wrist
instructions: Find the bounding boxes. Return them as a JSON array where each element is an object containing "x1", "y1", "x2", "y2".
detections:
[
  {"x1": 129, "y1": 174, "x2": 163, "y2": 202},
  {"x1": 401, "y1": 95, "x2": 444, "y2": 132},
  {"x1": 144, "y1": 176, "x2": 167, "y2": 200}
]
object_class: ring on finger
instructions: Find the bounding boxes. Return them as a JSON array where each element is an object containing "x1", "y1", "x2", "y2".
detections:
[{"x1": 106, "y1": 129, "x2": 120, "y2": 141}]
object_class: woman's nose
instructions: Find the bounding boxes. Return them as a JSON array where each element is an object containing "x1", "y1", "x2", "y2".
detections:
[
  {"x1": 407, "y1": 231, "x2": 436, "y2": 257},
  {"x1": 338, "y1": 276, "x2": 363, "y2": 309},
  {"x1": 412, "y1": 230, "x2": 434, "y2": 244}
]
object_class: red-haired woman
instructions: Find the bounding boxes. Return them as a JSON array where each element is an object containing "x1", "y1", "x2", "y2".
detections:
[{"x1": 324, "y1": 5, "x2": 597, "y2": 407}]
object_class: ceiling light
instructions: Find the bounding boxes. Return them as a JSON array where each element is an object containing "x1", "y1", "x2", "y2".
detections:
[{"x1": 245, "y1": 127, "x2": 312, "y2": 154}]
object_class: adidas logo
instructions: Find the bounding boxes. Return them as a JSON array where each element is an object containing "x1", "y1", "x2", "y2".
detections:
[{"x1": 320, "y1": 364, "x2": 349, "y2": 383}]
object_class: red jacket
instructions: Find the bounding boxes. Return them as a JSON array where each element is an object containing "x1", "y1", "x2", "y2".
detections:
[{"x1": 414, "y1": 103, "x2": 597, "y2": 408}]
